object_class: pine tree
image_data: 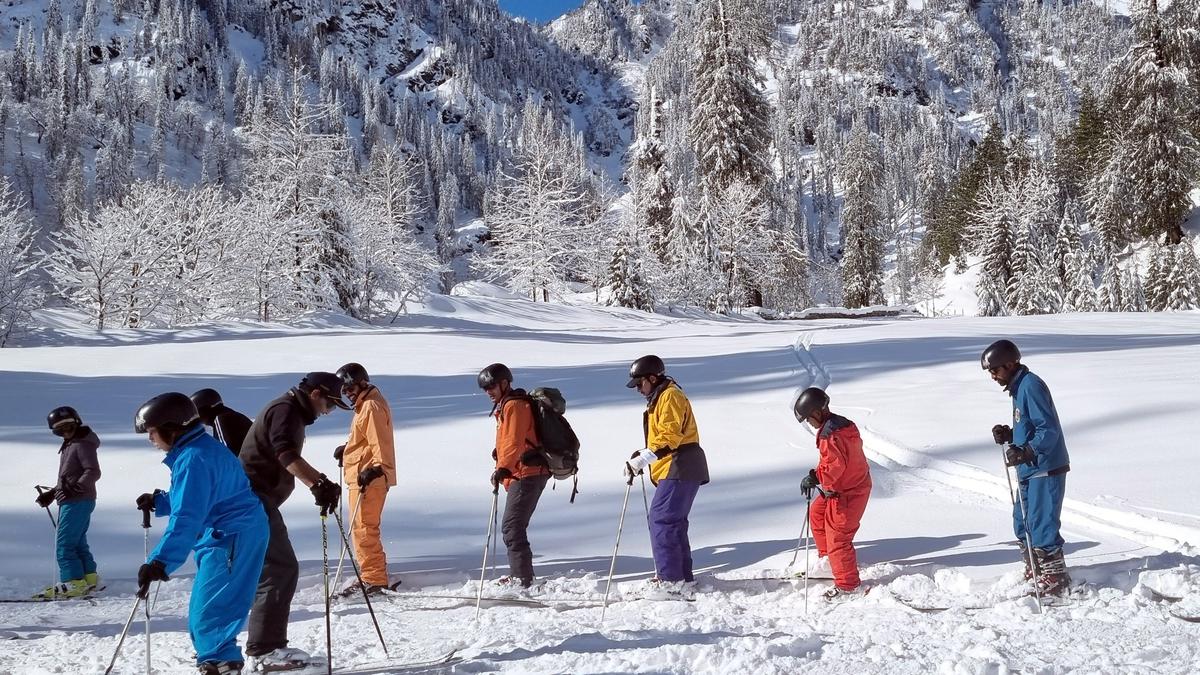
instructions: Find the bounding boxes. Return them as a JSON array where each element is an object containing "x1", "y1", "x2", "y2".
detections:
[
  {"x1": 839, "y1": 126, "x2": 884, "y2": 309},
  {"x1": 976, "y1": 269, "x2": 1008, "y2": 317},
  {"x1": 1163, "y1": 242, "x2": 1200, "y2": 310},
  {"x1": 929, "y1": 121, "x2": 1007, "y2": 265},
  {"x1": 688, "y1": 0, "x2": 773, "y2": 194},
  {"x1": 606, "y1": 227, "x2": 653, "y2": 311},
  {"x1": 1143, "y1": 241, "x2": 1171, "y2": 311},
  {"x1": 1097, "y1": 252, "x2": 1125, "y2": 312},
  {"x1": 1062, "y1": 250, "x2": 1097, "y2": 313}
]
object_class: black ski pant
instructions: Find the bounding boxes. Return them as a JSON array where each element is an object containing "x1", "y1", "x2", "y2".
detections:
[
  {"x1": 502, "y1": 474, "x2": 549, "y2": 583},
  {"x1": 245, "y1": 499, "x2": 298, "y2": 657}
]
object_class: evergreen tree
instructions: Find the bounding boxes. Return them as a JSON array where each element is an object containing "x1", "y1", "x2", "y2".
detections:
[
  {"x1": 606, "y1": 227, "x2": 653, "y2": 311},
  {"x1": 839, "y1": 126, "x2": 884, "y2": 308},
  {"x1": 688, "y1": 0, "x2": 773, "y2": 194},
  {"x1": 1062, "y1": 250, "x2": 1097, "y2": 313},
  {"x1": 0, "y1": 180, "x2": 43, "y2": 346},
  {"x1": 1163, "y1": 242, "x2": 1200, "y2": 310},
  {"x1": 929, "y1": 121, "x2": 1007, "y2": 265}
]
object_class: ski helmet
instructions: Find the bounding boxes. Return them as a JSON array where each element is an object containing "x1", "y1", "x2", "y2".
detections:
[
  {"x1": 134, "y1": 392, "x2": 200, "y2": 434},
  {"x1": 337, "y1": 362, "x2": 370, "y2": 386},
  {"x1": 626, "y1": 355, "x2": 666, "y2": 388},
  {"x1": 477, "y1": 363, "x2": 513, "y2": 389},
  {"x1": 190, "y1": 388, "x2": 222, "y2": 417},
  {"x1": 981, "y1": 339, "x2": 1021, "y2": 370},
  {"x1": 47, "y1": 406, "x2": 82, "y2": 434},
  {"x1": 793, "y1": 387, "x2": 830, "y2": 422}
]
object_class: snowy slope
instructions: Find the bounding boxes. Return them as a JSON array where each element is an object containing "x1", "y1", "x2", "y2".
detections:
[{"x1": 1, "y1": 299, "x2": 1199, "y2": 672}]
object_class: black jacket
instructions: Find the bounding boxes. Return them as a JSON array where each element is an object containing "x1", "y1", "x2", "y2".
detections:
[
  {"x1": 57, "y1": 427, "x2": 102, "y2": 503},
  {"x1": 240, "y1": 389, "x2": 316, "y2": 507},
  {"x1": 210, "y1": 403, "x2": 253, "y2": 457}
]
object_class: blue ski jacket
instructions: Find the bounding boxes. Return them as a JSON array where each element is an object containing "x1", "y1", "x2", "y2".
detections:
[
  {"x1": 150, "y1": 425, "x2": 267, "y2": 573},
  {"x1": 1007, "y1": 366, "x2": 1071, "y2": 481}
]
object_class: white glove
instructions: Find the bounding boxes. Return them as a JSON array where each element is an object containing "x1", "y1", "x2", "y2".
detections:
[{"x1": 624, "y1": 448, "x2": 658, "y2": 478}]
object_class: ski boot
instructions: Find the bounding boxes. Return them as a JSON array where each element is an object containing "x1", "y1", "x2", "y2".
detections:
[
  {"x1": 32, "y1": 578, "x2": 90, "y2": 600},
  {"x1": 1033, "y1": 547, "x2": 1071, "y2": 597},
  {"x1": 199, "y1": 661, "x2": 243, "y2": 675}
]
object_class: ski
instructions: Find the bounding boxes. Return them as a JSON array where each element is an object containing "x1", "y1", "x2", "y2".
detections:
[
  {"x1": 334, "y1": 649, "x2": 461, "y2": 674},
  {"x1": 1, "y1": 584, "x2": 107, "y2": 603},
  {"x1": 891, "y1": 597, "x2": 989, "y2": 613},
  {"x1": 379, "y1": 590, "x2": 601, "y2": 610},
  {"x1": 1169, "y1": 611, "x2": 1200, "y2": 623}
]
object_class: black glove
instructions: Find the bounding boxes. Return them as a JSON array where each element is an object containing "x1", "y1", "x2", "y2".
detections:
[
  {"x1": 992, "y1": 424, "x2": 1013, "y2": 445},
  {"x1": 310, "y1": 475, "x2": 342, "y2": 515},
  {"x1": 490, "y1": 467, "x2": 513, "y2": 489},
  {"x1": 800, "y1": 469, "x2": 819, "y2": 496},
  {"x1": 357, "y1": 465, "x2": 385, "y2": 490},
  {"x1": 135, "y1": 491, "x2": 158, "y2": 512},
  {"x1": 1004, "y1": 444, "x2": 1036, "y2": 467},
  {"x1": 333, "y1": 445, "x2": 345, "y2": 467},
  {"x1": 35, "y1": 488, "x2": 58, "y2": 508},
  {"x1": 137, "y1": 560, "x2": 169, "y2": 599}
]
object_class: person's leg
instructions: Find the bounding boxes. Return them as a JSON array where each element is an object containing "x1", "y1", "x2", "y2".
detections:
[
  {"x1": 192, "y1": 528, "x2": 269, "y2": 664},
  {"x1": 72, "y1": 500, "x2": 97, "y2": 577},
  {"x1": 1025, "y1": 475, "x2": 1067, "y2": 553},
  {"x1": 501, "y1": 475, "x2": 548, "y2": 583},
  {"x1": 245, "y1": 505, "x2": 299, "y2": 656},
  {"x1": 648, "y1": 480, "x2": 700, "y2": 582},
  {"x1": 55, "y1": 501, "x2": 89, "y2": 582},
  {"x1": 808, "y1": 494, "x2": 830, "y2": 558},
  {"x1": 351, "y1": 485, "x2": 389, "y2": 587},
  {"x1": 826, "y1": 490, "x2": 869, "y2": 590}
]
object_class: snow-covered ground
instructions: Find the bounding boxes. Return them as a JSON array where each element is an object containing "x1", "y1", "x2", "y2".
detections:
[{"x1": 2, "y1": 297, "x2": 1199, "y2": 673}]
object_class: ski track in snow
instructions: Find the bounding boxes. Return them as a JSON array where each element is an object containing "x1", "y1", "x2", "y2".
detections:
[{"x1": 2, "y1": 308, "x2": 1199, "y2": 674}]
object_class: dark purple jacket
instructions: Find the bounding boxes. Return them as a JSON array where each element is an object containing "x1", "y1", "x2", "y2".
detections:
[{"x1": 57, "y1": 427, "x2": 102, "y2": 503}]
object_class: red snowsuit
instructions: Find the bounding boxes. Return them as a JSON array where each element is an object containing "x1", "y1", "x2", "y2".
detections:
[{"x1": 809, "y1": 414, "x2": 872, "y2": 590}]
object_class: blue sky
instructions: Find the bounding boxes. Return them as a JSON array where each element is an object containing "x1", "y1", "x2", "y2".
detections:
[{"x1": 497, "y1": 0, "x2": 585, "y2": 22}]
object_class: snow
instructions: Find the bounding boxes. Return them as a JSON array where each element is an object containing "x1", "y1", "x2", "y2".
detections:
[{"x1": 2, "y1": 298, "x2": 1200, "y2": 672}]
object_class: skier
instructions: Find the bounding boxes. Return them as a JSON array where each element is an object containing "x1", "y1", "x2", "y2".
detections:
[
  {"x1": 191, "y1": 388, "x2": 253, "y2": 456},
  {"x1": 239, "y1": 372, "x2": 348, "y2": 671},
  {"x1": 333, "y1": 363, "x2": 398, "y2": 595},
  {"x1": 33, "y1": 406, "x2": 102, "y2": 600},
  {"x1": 623, "y1": 355, "x2": 709, "y2": 598},
  {"x1": 793, "y1": 387, "x2": 872, "y2": 600},
  {"x1": 133, "y1": 392, "x2": 269, "y2": 675},
  {"x1": 478, "y1": 363, "x2": 550, "y2": 589},
  {"x1": 982, "y1": 339, "x2": 1072, "y2": 595}
]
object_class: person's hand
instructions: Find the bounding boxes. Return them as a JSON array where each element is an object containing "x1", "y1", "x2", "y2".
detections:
[
  {"x1": 333, "y1": 445, "x2": 345, "y2": 467},
  {"x1": 137, "y1": 560, "x2": 169, "y2": 599},
  {"x1": 800, "y1": 469, "x2": 819, "y2": 495},
  {"x1": 357, "y1": 465, "x2": 385, "y2": 490},
  {"x1": 992, "y1": 424, "x2": 1013, "y2": 445},
  {"x1": 490, "y1": 467, "x2": 513, "y2": 490},
  {"x1": 135, "y1": 491, "x2": 158, "y2": 512},
  {"x1": 1004, "y1": 444, "x2": 1036, "y2": 467},
  {"x1": 626, "y1": 448, "x2": 657, "y2": 473},
  {"x1": 310, "y1": 475, "x2": 342, "y2": 515},
  {"x1": 35, "y1": 488, "x2": 58, "y2": 508}
]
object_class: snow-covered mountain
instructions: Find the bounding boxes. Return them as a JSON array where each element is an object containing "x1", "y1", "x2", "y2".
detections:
[{"x1": 0, "y1": 0, "x2": 1198, "y2": 343}]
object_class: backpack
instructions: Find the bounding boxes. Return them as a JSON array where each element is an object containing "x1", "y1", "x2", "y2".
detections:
[{"x1": 526, "y1": 387, "x2": 581, "y2": 502}]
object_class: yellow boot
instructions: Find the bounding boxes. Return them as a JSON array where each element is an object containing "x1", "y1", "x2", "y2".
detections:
[
  {"x1": 83, "y1": 572, "x2": 100, "y2": 591},
  {"x1": 32, "y1": 578, "x2": 89, "y2": 600}
]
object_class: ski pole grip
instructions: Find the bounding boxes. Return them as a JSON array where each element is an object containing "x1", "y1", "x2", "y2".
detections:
[{"x1": 141, "y1": 507, "x2": 151, "y2": 529}]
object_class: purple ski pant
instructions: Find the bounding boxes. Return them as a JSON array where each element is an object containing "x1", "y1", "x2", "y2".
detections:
[{"x1": 649, "y1": 479, "x2": 701, "y2": 582}]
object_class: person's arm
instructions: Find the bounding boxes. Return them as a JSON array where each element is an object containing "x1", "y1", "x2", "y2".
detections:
[
  {"x1": 817, "y1": 433, "x2": 851, "y2": 492},
  {"x1": 494, "y1": 400, "x2": 531, "y2": 472},
  {"x1": 149, "y1": 460, "x2": 215, "y2": 573},
  {"x1": 1022, "y1": 381, "x2": 1061, "y2": 457},
  {"x1": 651, "y1": 389, "x2": 688, "y2": 453},
  {"x1": 362, "y1": 401, "x2": 395, "y2": 478},
  {"x1": 74, "y1": 438, "x2": 102, "y2": 490},
  {"x1": 284, "y1": 456, "x2": 325, "y2": 487}
]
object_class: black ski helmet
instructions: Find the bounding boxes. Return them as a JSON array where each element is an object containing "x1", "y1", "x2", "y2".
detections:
[
  {"x1": 190, "y1": 388, "x2": 222, "y2": 417},
  {"x1": 337, "y1": 362, "x2": 370, "y2": 386},
  {"x1": 47, "y1": 406, "x2": 82, "y2": 434},
  {"x1": 626, "y1": 355, "x2": 666, "y2": 388},
  {"x1": 981, "y1": 339, "x2": 1021, "y2": 370},
  {"x1": 793, "y1": 387, "x2": 830, "y2": 422},
  {"x1": 134, "y1": 392, "x2": 200, "y2": 434},
  {"x1": 477, "y1": 363, "x2": 513, "y2": 389}
]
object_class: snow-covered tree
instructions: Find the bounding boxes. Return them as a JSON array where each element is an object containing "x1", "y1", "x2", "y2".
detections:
[
  {"x1": 0, "y1": 180, "x2": 43, "y2": 345},
  {"x1": 839, "y1": 126, "x2": 884, "y2": 308},
  {"x1": 1163, "y1": 242, "x2": 1200, "y2": 310}
]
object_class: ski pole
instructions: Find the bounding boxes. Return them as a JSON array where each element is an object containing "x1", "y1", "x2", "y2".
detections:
[
  {"x1": 600, "y1": 473, "x2": 635, "y2": 623},
  {"x1": 640, "y1": 474, "x2": 657, "y2": 574},
  {"x1": 475, "y1": 486, "x2": 500, "y2": 622},
  {"x1": 1003, "y1": 446, "x2": 1042, "y2": 614},
  {"x1": 802, "y1": 495, "x2": 812, "y2": 615},
  {"x1": 103, "y1": 595, "x2": 143, "y2": 675},
  {"x1": 142, "y1": 506, "x2": 152, "y2": 674},
  {"x1": 320, "y1": 511, "x2": 333, "y2": 675},
  {"x1": 331, "y1": 509, "x2": 389, "y2": 656},
  {"x1": 34, "y1": 486, "x2": 57, "y2": 528},
  {"x1": 330, "y1": 489, "x2": 365, "y2": 598},
  {"x1": 788, "y1": 490, "x2": 813, "y2": 568}
]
